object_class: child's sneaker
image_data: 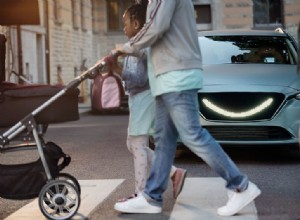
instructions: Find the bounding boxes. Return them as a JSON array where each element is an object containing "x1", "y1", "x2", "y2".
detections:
[
  {"x1": 114, "y1": 193, "x2": 162, "y2": 214},
  {"x1": 171, "y1": 168, "x2": 187, "y2": 199}
]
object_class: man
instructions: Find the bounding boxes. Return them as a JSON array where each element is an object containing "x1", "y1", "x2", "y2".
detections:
[{"x1": 113, "y1": 0, "x2": 261, "y2": 216}]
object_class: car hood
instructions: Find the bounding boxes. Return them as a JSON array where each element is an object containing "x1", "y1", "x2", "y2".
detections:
[{"x1": 202, "y1": 64, "x2": 299, "y2": 94}]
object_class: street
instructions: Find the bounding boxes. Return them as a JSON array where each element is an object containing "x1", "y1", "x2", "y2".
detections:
[
  {"x1": 0, "y1": 1, "x2": 299, "y2": 219},
  {"x1": 1, "y1": 109, "x2": 300, "y2": 220}
]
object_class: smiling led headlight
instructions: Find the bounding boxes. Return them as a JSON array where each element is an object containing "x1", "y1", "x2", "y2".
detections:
[{"x1": 202, "y1": 98, "x2": 274, "y2": 118}]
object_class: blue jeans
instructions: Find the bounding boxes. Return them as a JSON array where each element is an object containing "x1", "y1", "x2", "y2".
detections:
[{"x1": 144, "y1": 90, "x2": 248, "y2": 202}]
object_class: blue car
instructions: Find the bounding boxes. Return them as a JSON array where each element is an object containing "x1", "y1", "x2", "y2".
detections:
[{"x1": 197, "y1": 28, "x2": 299, "y2": 148}]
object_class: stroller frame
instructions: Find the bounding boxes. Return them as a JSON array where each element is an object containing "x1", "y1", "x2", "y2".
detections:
[{"x1": 0, "y1": 60, "x2": 107, "y2": 220}]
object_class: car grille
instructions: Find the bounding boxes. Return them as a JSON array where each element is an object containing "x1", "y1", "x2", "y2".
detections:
[
  {"x1": 198, "y1": 92, "x2": 285, "y2": 121},
  {"x1": 204, "y1": 126, "x2": 292, "y2": 141}
]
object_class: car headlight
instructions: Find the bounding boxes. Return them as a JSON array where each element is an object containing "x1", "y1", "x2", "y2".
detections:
[
  {"x1": 295, "y1": 93, "x2": 300, "y2": 100},
  {"x1": 202, "y1": 98, "x2": 273, "y2": 118}
]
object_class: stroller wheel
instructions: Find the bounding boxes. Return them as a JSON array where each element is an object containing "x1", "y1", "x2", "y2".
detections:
[
  {"x1": 38, "y1": 180, "x2": 81, "y2": 220},
  {"x1": 56, "y1": 173, "x2": 81, "y2": 195}
]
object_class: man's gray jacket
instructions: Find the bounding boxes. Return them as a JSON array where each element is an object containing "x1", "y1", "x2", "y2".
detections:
[{"x1": 123, "y1": 0, "x2": 203, "y2": 76}]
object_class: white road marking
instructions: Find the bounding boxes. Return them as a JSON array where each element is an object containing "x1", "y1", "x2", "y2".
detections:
[
  {"x1": 4, "y1": 178, "x2": 260, "y2": 220},
  {"x1": 170, "y1": 177, "x2": 259, "y2": 220},
  {"x1": 5, "y1": 179, "x2": 124, "y2": 220}
]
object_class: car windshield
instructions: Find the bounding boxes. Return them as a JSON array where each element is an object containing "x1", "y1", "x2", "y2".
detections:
[{"x1": 199, "y1": 35, "x2": 297, "y2": 65}]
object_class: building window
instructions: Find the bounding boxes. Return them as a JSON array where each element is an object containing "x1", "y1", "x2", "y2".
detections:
[
  {"x1": 81, "y1": 1, "x2": 88, "y2": 31},
  {"x1": 92, "y1": 0, "x2": 105, "y2": 33},
  {"x1": 92, "y1": 0, "x2": 100, "y2": 33},
  {"x1": 194, "y1": 4, "x2": 212, "y2": 30},
  {"x1": 107, "y1": 0, "x2": 135, "y2": 31},
  {"x1": 194, "y1": 5, "x2": 212, "y2": 24},
  {"x1": 53, "y1": 0, "x2": 63, "y2": 24},
  {"x1": 72, "y1": 0, "x2": 80, "y2": 29},
  {"x1": 253, "y1": 0, "x2": 283, "y2": 29}
]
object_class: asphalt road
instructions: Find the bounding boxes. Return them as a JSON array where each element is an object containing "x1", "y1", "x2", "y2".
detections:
[{"x1": 1, "y1": 109, "x2": 300, "y2": 220}]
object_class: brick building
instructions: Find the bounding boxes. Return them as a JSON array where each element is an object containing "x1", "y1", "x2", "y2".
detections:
[{"x1": 1, "y1": 0, "x2": 299, "y2": 101}]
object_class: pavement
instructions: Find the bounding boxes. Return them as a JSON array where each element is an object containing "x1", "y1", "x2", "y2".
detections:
[
  {"x1": 4, "y1": 102, "x2": 260, "y2": 220},
  {"x1": 5, "y1": 178, "x2": 259, "y2": 220},
  {"x1": 78, "y1": 101, "x2": 92, "y2": 114},
  {"x1": 5, "y1": 179, "x2": 124, "y2": 220}
]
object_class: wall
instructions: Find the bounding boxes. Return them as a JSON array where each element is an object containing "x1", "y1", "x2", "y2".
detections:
[
  {"x1": 1, "y1": 0, "x2": 299, "y2": 98},
  {"x1": 284, "y1": 0, "x2": 300, "y2": 41}
]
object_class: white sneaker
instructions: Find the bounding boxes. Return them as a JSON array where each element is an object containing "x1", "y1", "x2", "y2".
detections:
[
  {"x1": 227, "y1": 190, "x2": 234, "y2": 199},
  {"x1": 217, "y1": 181, "x2": 261, "y2": 216},
  {"x1": 114, "y1": 193, "x2": 162, "y2": 214}
]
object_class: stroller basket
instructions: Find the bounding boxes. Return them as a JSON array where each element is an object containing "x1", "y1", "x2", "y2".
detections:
[{"x1": 0, "y1": 142, "x2": 70, "y2": 200}]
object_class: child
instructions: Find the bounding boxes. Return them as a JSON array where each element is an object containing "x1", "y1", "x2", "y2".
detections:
[{"x1": 109, "y1": 3, "x2": 186, "y2": 201}]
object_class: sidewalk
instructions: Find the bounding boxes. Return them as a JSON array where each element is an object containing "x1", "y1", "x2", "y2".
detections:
[{"x1": 78, "y1": 99, "x2": 91, "y2": 114}]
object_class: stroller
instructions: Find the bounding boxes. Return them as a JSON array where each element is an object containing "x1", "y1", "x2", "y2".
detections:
[{"x1": 0, "y1": 56, "x2": 110, "y2": 220}]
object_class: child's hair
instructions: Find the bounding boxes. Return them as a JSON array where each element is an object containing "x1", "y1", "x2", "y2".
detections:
[
  {"x1": 125, "y1": 3, "x2": 147, "y2": 27},
  {"x1": 135, "y1": 0, "x2": 148, "y2": 6}
]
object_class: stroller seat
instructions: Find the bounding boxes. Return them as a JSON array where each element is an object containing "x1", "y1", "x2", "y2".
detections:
[{"x1": 0, "y1": 82, "x2": 80, "y2": 127}]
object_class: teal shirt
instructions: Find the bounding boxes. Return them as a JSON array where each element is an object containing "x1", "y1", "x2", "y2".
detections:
[{"x1": 147, "y1": 50, "x2": 203, "y2": 97}]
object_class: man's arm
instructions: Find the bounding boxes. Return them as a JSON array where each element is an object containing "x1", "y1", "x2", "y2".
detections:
[{"x1": 123, "y1": 0, "x2": 177, "y2": 54}]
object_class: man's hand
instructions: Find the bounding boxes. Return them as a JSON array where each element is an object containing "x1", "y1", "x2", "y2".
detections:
[{"x1": 111, "y1": 49, "x2": 126, "y2": 58}]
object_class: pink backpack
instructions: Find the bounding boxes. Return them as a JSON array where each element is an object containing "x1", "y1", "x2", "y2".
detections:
[{"x1": 91, "y1": 71, "x2": 126, "y2": 112}]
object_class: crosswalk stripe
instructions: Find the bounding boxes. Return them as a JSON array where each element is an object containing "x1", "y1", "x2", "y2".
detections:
[
  {"x1": 170, "y1": 177, "x2": 259, "y2": 220},
  {"x1": 5, "y1": 179, "x2": 124, "y2": 220}
]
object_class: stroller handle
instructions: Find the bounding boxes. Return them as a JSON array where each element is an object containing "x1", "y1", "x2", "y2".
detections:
[
  {"x1": 68, "y1": 50, "x2": 123, "y2": 90},
  {"x1": 0, "y1": 51, "x2": 122, "y2": 148}
]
